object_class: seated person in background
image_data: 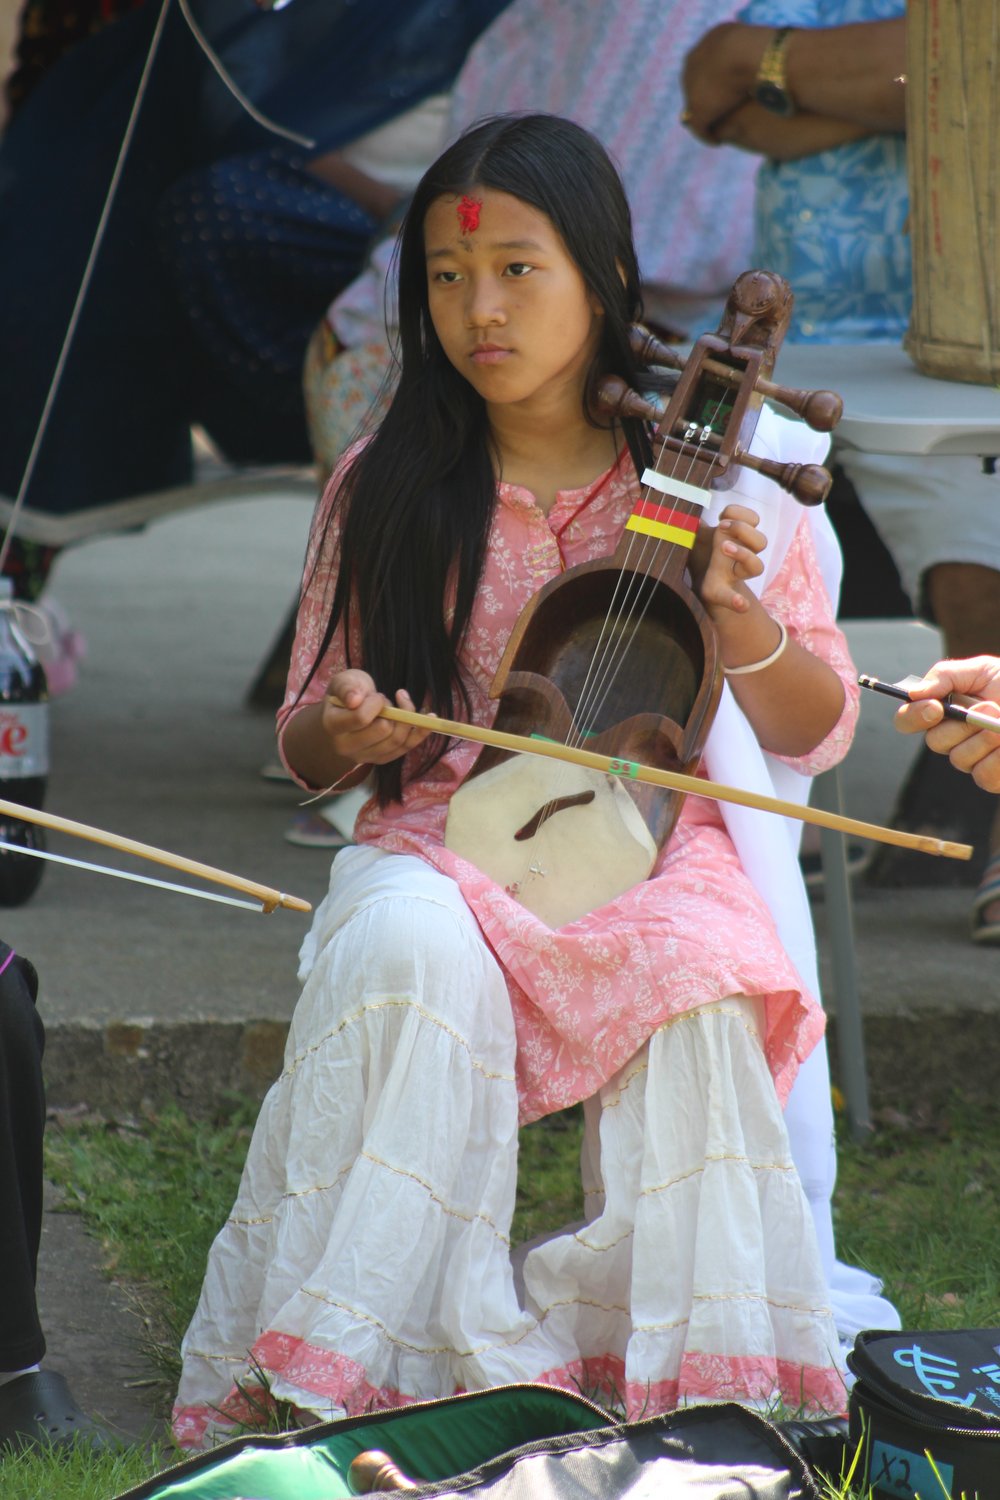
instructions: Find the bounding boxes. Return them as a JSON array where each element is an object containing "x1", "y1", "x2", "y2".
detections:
[
  {"x1": 0, "y1": 0, "x2": 509, "y2": 596},
  {"x1": 682, "y1": 3, "x2": 1000, "y2": 945},
  {"x1": 302, "y1": 0, "x2": 760, "y2": 477},
  {"x1": 894, "y1": 659, "x2": 1000, "y2": 798}
]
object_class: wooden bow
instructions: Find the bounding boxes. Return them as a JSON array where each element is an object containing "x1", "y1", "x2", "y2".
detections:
[
  {"x1": 0, "y1": 798, "x2": 312, "y2": 913},
  {"x1": 365, "y1": 703, "x2": 971, "y2": 863}
]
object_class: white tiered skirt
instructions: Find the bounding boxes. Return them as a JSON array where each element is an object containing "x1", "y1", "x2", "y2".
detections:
[{"x1": 173, "y1": 846, "x2": 845, "y2": 1448}]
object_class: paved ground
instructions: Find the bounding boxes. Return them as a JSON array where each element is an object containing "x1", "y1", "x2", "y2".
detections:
[
  {"x1": 4, "y1": 491, "x2": 995, "y2": 1453},
  {"x1": 36, "y1": 1181, "x2": 165, "y2": 1450}
]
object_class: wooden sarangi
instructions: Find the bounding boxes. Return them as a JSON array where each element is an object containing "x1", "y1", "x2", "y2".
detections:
[{"x1": 443, "y1": 271, "x2": 845, "y2": 926}]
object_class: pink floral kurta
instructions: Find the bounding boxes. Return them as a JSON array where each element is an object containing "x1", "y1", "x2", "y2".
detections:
[{"x1": 279, "y1": 446, "x2": 858, "y2": 1122}]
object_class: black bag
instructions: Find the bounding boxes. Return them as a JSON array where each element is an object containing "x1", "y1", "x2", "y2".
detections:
[
  {"x1": 115, "y1": 1385, "x2": 824, "y2": 1500},
  {"x1": 848, "y1": 1328, "x2": 1000, "y2": 1498}
]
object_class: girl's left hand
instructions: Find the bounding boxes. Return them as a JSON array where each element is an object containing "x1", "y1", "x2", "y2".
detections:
[{"x1": 689, "y1": 504, "x2": 767, "y2": 620}]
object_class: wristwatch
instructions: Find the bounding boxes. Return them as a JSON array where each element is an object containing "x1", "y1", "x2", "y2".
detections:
[{"x1": 752, "y1": 26, "x2": 796, "y2": 116}]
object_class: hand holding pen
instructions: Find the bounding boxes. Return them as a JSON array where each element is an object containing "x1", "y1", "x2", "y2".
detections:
[{"x1": 860, "y1": 658, "x2": 1000, "y2": 793}]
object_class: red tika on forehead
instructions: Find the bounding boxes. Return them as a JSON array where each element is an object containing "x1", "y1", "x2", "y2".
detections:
[{"x1": 457, "y1": 195, "x2": 482, "y2": 235}]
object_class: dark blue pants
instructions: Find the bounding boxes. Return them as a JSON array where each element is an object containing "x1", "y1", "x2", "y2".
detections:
[
  {"x1": 0, "y1": 0, "x2": 510, "y2": 516},
  {"x1": 0, "y1": 947, "x2": 46, "y2": 1370},
  {"x1": 155, "y1": 146, "x2": 380, "y2": 465}
]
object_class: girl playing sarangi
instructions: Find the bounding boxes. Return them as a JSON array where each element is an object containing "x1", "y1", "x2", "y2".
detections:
[{"x1": 174, "y1": 113, "x2": 895, "y2": 1446}]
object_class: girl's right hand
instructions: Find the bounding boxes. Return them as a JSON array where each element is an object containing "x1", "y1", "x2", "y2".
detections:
[{"x1": 323, "y1": 670, "x2": 430, "y2": 767}]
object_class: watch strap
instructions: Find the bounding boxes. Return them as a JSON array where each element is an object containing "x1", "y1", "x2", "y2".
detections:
[{"x1": 753, "y1": 25, "x2": 795, "y2": 114}]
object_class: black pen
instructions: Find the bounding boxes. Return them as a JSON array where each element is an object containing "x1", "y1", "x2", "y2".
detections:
[{"x1": 859, "y1": 674, "x2": 1000, "y2": 734}]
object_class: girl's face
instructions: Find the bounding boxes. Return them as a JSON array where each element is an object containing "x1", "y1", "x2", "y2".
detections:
[{"x1": 424, "y1": 188, "x2": 604, "y2": 415}]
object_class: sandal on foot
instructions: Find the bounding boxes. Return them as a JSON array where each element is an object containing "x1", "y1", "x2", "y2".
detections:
[
  {"x1": 0, "y1": 1369, "x2": 113, "y2": 1454},
  {"x1": 284, "y1": 808, "x2": 352, "y2": 850},
  {"x1": 971, "y1": 855, "x2": 1000, "y2": 945}
]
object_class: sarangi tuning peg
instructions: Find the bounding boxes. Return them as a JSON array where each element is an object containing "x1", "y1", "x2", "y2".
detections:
[
  {"x1": 732, "y1": 448, "x2": 832, "y2": 506},
  {"x1": 593, "y1": 377, "x2": 831, "y2": 505},
  {"x1": 626, "y1": 323, "x2": 843, "y2": 433},
  {"x1": 593, "y1": 374, "x2": 662, "y2": 423},
  {"x1": 749, "y1": 373, "x2": 842, "y2": 433},
  {"x1": 629, "y1": 324, "x2": 684, "y2": 372}
]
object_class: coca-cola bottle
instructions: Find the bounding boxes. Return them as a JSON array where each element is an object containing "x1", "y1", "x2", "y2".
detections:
[{"x1": 0, "y1": 578, "x2": 48, "y2": 905}]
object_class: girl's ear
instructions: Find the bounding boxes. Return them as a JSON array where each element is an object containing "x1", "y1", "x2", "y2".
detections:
[{"x1": 616, "y1": 259, "x2": 627, "y2": 288}]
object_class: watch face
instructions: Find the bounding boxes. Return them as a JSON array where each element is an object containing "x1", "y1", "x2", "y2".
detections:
[{"x1": 755, "y1": 81, "x2": 795, "y2": 117}]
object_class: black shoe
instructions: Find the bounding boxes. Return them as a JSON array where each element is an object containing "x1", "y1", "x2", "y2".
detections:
[{"x1": 0, "y1": 1370, "x2": 115, "y2": 1455}]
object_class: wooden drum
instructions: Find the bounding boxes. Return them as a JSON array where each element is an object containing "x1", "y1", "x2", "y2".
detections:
[{"x1": 905, "y1": 0, "x2": 1000, "y2": 386}]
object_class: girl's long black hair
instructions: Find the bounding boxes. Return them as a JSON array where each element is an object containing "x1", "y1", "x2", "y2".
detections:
[{"x1": 304, "y1": 113, "x2": 654, "y2": 804}]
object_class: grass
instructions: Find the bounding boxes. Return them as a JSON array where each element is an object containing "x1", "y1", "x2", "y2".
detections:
[
  {"x1": 0, "y1": 1438, "x2": 176, "y2": 1500},
  {"x1": 4, "y1": 1087, "x2": 996, "y2": 1499},
  {"x1": 834, "y1": 1094, "x2": 1000, "y2": 1331},
  {"x1": 41, "y1": 1094, "x2": 261, "y2": 1387}
]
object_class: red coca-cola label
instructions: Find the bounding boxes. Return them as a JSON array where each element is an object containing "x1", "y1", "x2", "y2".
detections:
[{"x1": 0, "y1": 704, "x2": 48, "y2": 777}]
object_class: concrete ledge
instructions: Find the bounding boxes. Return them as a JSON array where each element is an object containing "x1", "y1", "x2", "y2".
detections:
[
  {"x1": 40, "y1": 1007, "x2": 1000, "y2": 1122},
  {"x1": 0, "y1": 464, "x2": 315, "y2": 546},
  {"x1": 44, "y1": 1019, "x2": 291, "y2": 1117}
]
